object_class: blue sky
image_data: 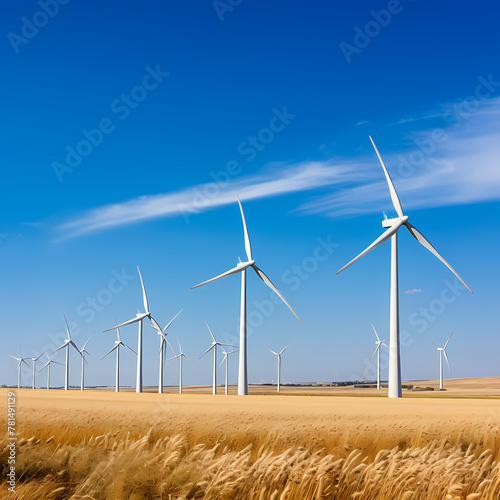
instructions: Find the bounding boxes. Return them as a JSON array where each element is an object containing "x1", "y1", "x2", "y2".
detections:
[{"x1": 2, "y1": 1, "x2": 499, "y2": 388}]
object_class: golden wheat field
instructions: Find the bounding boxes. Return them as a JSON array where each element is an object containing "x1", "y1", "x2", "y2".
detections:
[{"x1": 1, "y1": 379, "x2": 500, "y2": 499}]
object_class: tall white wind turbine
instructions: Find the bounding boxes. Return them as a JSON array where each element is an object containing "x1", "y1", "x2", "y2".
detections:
[
  {"x1": 8, "y1": 352, "x2": 30, "y2": 389},
  {"x1": 73, "y1": 333, "x2": 94, "y2": 391},
  {"x1": 431, "y1": 332, "x2": 453, "y2": 390},
  {"x1": 262, "y1": 342, "x2": 292, "y2": 392},
  {"x1": 103, "y1": 266, "x2": 163, "y2": 393},
  {"x1": 199, "y1": 321, "x2": 236, "y2": 395},
  {"x1": 102, "y1": 318, "x2": 137, "y2": 392},
  {"x1": 192, "y1": 196, "x2": 301, "y2": 395},
  {"x1": 39, "y1": 351, "x2": 63, "y2": 390},
  {"x1": 28, "y1": 353, "x2": 44, "y2": 389},
  {"x1": 370, "y1": 323, "x2": 389, "y2": 390},
  {"x1": 149, "y1": 310, "x2": 182, "y2": 393},
  {"x1": 168, "y1": 336, "x2": 197, "y2": 394},
  {"x1": 219, "y1": 348, "x2": 238, "y2": 395},
  {"x1": 337, "y1": 136, "x2": 472, "y2": 398},
  {"x1": 52, "y1": 315, "x2": 81, "y2": 390}
]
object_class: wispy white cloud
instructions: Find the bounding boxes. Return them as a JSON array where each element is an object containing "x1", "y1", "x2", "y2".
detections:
[
  {"x1": 405, "y1": 289, "x2": 423, "y2": 295},
  {"x1": 58, "y1": 97, "x2": 500, "y2": 239}
]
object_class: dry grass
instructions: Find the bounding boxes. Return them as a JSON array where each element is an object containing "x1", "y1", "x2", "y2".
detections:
[
  {"x1": 1, "y1": 388, "x2": 500, "y2": 499},
  {"x1": 1, "y1": 422, "x2": 499, "y2": 499}
]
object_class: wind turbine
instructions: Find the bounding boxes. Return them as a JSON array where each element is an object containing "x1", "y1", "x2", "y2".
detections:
[
  {"x1": 8, "y1": 351, "x2": 30, "y2": 389},
  {"x1": 51, "y1": 315, "x2": 81, "y2": 390},
  {"x1": 168, "y1": 336, "x2": 197, "y2": 394},
  {"x1": 219, "y1": 348, "x2": 238, "y2": 395},
  {"x1": 199, "y1": 321, "x2": 236, "y2": 395},
  {"x1": 73, "y1": 333, "x2": 94, "y2": 391},
  {"x1": 370, "y1": 323, "x2": 389, "y2": 390},
  {"x1": 431, "y1": 333, "x2": 453, "y2": 390},
  {"x1": 102, "y1": 317, "x2": 137, "y2": 392},
  {"x1": 103, "y1": 266, "x2": 163, "y2": 393},
  {"x1": 336, "y1": 136, "x2": 472, "y2": 398},
  {"x1": 27, "y1": 353, "x2": 44, "y2": 389},
  {"x1": 39, "y1": 352, "x2": 63, "y2": 390},
  {"x1": 262, "y1": 342, "x2": 292, "y2": 392},
  {"x1": 192, "y1": 196, "x2": 301, "y2": 395},
  {"x1": 148, "y1": 309, "x2": 182, "y2": 393}
]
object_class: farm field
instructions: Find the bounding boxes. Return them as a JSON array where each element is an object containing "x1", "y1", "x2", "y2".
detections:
[{"x1": 1, "y1": 379, "x2": 500, "y2": 499}]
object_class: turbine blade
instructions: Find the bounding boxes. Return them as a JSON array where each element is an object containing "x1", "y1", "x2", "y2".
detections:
[
  {"x1": 103, "y1": 314, "x2": 147, "y2": 331},
  {"x1": 51, "y1": 344, "x2": 66, "y2": 355},
  {"x1": 101, "y1": 345, "x2": 118, "y2": 360},
  {"x1": 218, "y1": 356, "x2": 227, "y2": 368},
  {"x1": 114, "y1": 315, "x2": 121, "y2": 342},
  {"x1": 430, "y1": 342, "x2": 440, "y2": 348},
  {"x1": 191, "y1": 264, "x2": 245, "y2": 289},
  {"x1": 163, "y1": 309, "x2": 184, "y2": 333},
  {"x1": 205, "y1": 321, "x2": 217, "y2": 343},
  {"x1": 199, "y1": 344, "x2": 214, "y2": 359},
  {"x1": 443, "y1": 349, "x2": 451, "y2": 374},
  {"x1": 251, "y1": 264, "x2": 301, "y2": 321},
  {"x1": 218, "y1": 342, "x2": 237, "y2": 348},
  {"x1": 444, "y1": 332, "x2": 453, "y2": 349},
  {"x1": 370, "y1": 345, "x2": 379, "y2": 360},
  {"x1": 371, "y1": 323, "x2": 380, "y2": 342},
  {"x1": 404, "y1": 222, "x2": 472, "y2": 293},
  {"x1": 40, "y1": 361, "x2": 50, "y2": 370},
  {"x1": 9, "y1": 355, "x2": 21, "y2": 361},
  {"x1": 381, "y1": 342, "x2": 389, "y2": 348},
  {"x1": 336, "y1": 219, "x2": 404, "y2": 275},
  {"x1": 237, "y1": 194, "x2": 253, "y2": 261},
  {"x1": 137, "y1": 266, "x2": 149, "y2": 313},
  {"x1": 280, "y1": 342, "x2": 293, "y2": 355},
  {"x1": 163, "y1": 334, "x2": 177, "y2": 357},
  {"x1": 64, "y1": 314, "x2": 72, "y2": 340},
  {"x1": 150, "y1": 316, "x2": 162, "y2": 333},
  {"x1": 123, "y1": 343, "x2": 137, "y2": 355},
  {"x1": 263, "y1": 345, "x2": 278, "y2": 356},
  {"x1": 184, "y1": 354, "x2": 198, "y2": 365},
  {"x1": 83, "y1": 332, "x2": 94, "y2": 351},
  {"x1": 369, "y1": 136, "x2": 404, "y2": 218}
]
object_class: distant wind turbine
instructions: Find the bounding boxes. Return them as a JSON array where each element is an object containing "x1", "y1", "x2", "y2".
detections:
[
  {"x1": 370, "y1": 323, "x2": 389, "y2": 390},
  {"x1": 103, "y1": 266, "x2": 163, "y2": 393},
  {"x1": 73, "y1": 333, "x2": 94, "y2": 391},
  {"x1": 102, "y1": 317, "x2": 137, "y2": 392},
  {"x1": 8, "y1": 350, "x2": 30, "y2": 389},
  {"x1": 28, "y1": 353, "x2": 44, "y2": 389},
  {"x1": 337, "y1": 136, "x2": 472, "y2": 398},
  {"x1": 39, "y1": 351, "x2": 63, "y2": 390},
  {"x1": 263, "y1": 342, "x2": 293, "y2": 392},
  {"x1": 219, "y1": 348, "x2": 238, "y2": 395},
  {"x1": 199, "y1": 321, "x2": 236, "y2": 395},
  {"x1": 149, "y1": 309, "x2": 183, "y2": 393},
  {"x1": 168, "y1": 336, "x2": 197, "y2": 394},
  {"x1": 192, "y1": 196, "x2": 301, "y2": 395},
  {"x1": 431, "y1": 333, "x2": 453, "y2": 390},
  {"x1": 51, "y1": 315, "x2": 81, "y2": 390}
]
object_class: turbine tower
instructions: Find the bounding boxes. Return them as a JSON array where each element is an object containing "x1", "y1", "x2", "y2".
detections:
[
  {"x1": 370, "y1": 323, "x2": 389, "y2": 390},
  {"x1": 39, "y1": 351, "x2": 63, "y2": 390},
  {"x1": 431, "y1": 333, "x2": 453, "y2": 390},
  {"x1": 8, "y1": 351, "x2": 30, "y2": 389},
  {"x1": 199, "y1": 321, "x2": 235, "y2": 395},
  {"x1": 73, "y1": 333, "x2": 94, "y2": 391},
  {"x1": 192, "y1": 196, "x2": 300, "y2": 395},
  {"x1": 103, "y1": 266, "x2": 163, "y2": 393},
  {"x1": 168, "y1": 336, "x2": 197, "y2": 394},
  {"x1": 337, "y1": 136, "x2": 472, "y2": 398},
  {"x1": 262, "y1": 343, "x2": 292, "y2": 392},
  {"x1": 219, "y1": 348, "x2": 238, "y2": 395},
  {"x1": 149, "y1": 309, "x2": 183, "y2": 393},
  {"x1": 28, "y1": 353, "x2": 44, "y2": 389},
  {"x1": 52, "y1": 315, "x2": 80, "y2": 390},
  {"x1": 102, "y1": 317, "x2": 137, "y2": 392}
]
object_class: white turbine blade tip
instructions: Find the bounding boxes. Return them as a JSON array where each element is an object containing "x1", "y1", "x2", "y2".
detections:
[{"x1": 237, "y1": 194, "x2": 253, "y2": 262}]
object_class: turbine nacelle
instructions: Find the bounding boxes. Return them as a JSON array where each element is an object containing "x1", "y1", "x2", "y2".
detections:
[{"x1": 382, "y1": 215, "x2": 409, "y2": 228}]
